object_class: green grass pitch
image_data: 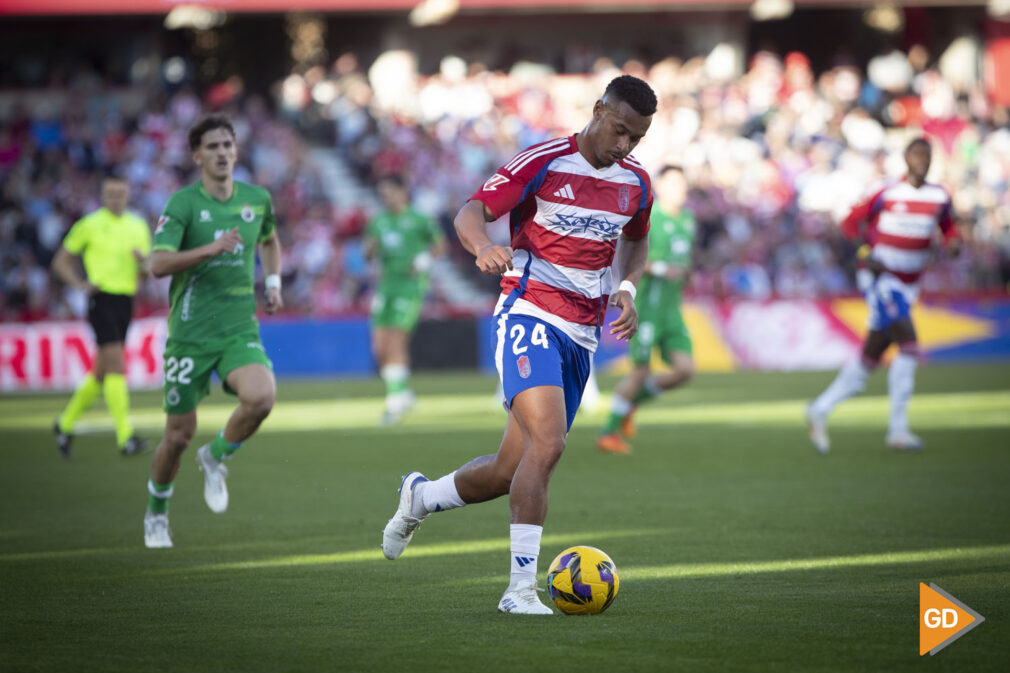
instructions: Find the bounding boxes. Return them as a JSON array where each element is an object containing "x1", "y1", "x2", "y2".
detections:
[{"x1": 1, "y1": 364, "x2": 1008, "y2": 672}]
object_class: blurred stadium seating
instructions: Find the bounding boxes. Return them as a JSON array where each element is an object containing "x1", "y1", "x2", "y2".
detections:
[{"x1": 1, "y1": 3, "x2": 1008, "y2": 325}]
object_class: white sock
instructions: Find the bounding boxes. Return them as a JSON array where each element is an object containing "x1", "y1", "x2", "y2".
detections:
[
  {"x1": 509, "y1": 523, "x2": 542, "y2": 589},
  {"x1": 412, "y1": 471, "x2": 465, "y2": 517},
  {"x1": 888, "y1": 352, "x2": 917, "y2": 435},
  {"x1": 381, "y1": 364, "x2": 409, "y2": 409},
  {"x1": 811, "y1": 358, "x2": 871, "y2": 416},
  {"x1": 380, "y1": 363, "x2": 409, "y2": 383},
  {"x1": 610, "y1": 394, "x2": 632, "y2": 417}
]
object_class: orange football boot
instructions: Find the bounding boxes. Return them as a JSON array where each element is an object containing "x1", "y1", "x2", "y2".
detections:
[{"x1": 596, "y1": 433, "x2": 632, "y2": 455}]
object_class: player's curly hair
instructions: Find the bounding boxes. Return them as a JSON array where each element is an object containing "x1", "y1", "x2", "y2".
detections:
[
  {"x1": 188, "y1": 115, "x2": 236, "y2": 151},
  {"x1": 604, "y1": 75, "x2": 658, "y2": 117}
]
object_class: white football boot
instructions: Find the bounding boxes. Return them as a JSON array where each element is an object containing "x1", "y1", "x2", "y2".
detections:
[
  {"x1": 886, "y1": 431, "x2": 924, "y2": 452},
  {"x1": 144, "y1": 511, "x2": 173, "y2": 549},
  {"x1": 806, "y1": 406, "x2": 830, "y2": 454},
  {"x1": 497, "y1": 579, "x2": 554, "y2": 615},
  {"x1": 381, "y1": 472, "x2": 428, "y2": 559},
  {"x1": 196, "y1": 444, "x2": 229, "y2": 513}
]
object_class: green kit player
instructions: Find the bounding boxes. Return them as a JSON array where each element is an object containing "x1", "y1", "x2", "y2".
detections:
[
  {"x1": 143, "y1": 116, "x2": 283, "y2": 548},
  {"x1": 364, "y1": 175, "x2": 446, "y2": 425},
  {"x1": 598, "y1": 165, "x2": 696, "y2": 455}
]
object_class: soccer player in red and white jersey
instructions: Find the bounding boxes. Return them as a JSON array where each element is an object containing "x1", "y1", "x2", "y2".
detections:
[
  {"x1": 807, "y1": 137, "x2": 961, "y2": 453},
  {"x1": 382, "y1": 75, "x2": 657, "y2": 613}
]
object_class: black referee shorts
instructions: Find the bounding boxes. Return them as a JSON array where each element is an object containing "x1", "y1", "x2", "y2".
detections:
[{"x1": 87, "y1": 292, "x2": 134, "y2": 345}]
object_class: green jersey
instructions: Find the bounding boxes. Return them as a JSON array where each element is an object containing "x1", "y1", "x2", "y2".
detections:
[
  {"x1": 639, "y1": 205, "x2": 696, "y2": 308},
  {"x1": 365, "y1": 207, "x2": 443, "y2": 286},
  {"x1": 153, "y1": 181, "x2": 276, "y2": 343}
]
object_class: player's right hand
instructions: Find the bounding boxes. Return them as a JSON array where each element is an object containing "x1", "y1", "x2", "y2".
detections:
[
  {"x1": 475, "y1": 245, "x2": 514, "y2": 275},
  {"x1": 214, "y1": 227, "x2": 242, "y2": 255}
]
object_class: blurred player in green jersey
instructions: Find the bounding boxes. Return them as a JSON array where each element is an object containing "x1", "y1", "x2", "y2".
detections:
[
  {"x1": 51, "y1": 176, "x2": 151, "y2": 457},
  {"x1": 143, "y1": 116, "x2": 283, "y2": 548},
  {"x1": 364, "y1": 175, "x2": 446, "y2": 425},
  {"x1": 598, "y1": 165, "x2": 696, "y2": 455}
]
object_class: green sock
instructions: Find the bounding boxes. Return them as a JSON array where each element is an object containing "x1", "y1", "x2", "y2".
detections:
[
  {"x1": 601, "y1": 395, "x2": 633, "y2": 435},
  {"x1": 602, "y1": 411, "x2": 624, "y2": 434},
  {"x1": 209, "y1": 430, "x2": 243, "y2": 462},
  {"x1": 58, "y1": 374, "x2": 101, "y2": 433},
  {"x1": 147, "y1": 480, "x2": 173, "y2": 514},
  {"x1": 103, "y1": 373, "x2": 133, "y2": 446},
  {"x1": 380, "y1": 364, "x2": 409, "y2": 396}
]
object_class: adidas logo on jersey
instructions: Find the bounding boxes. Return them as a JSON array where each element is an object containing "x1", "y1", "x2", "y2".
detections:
[
  {"x1": 514, "y1": 556, "x2": 535, "y2": 568},
  {"x1": 553, "y1": 184, "x2": 575, "y2": 200}
]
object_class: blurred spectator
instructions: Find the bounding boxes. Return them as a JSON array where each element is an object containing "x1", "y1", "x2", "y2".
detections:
[{"x1": 2, "y1": 41, "x2": 1008, "y2": 323}]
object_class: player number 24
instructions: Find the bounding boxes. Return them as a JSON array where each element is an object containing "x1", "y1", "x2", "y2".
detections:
[
  {"x1": 511, "y1": 323, "x2": 549, "y2": 355},
  {"x1": 165, "y1": 356, "x2": 194, "y2": 385}
]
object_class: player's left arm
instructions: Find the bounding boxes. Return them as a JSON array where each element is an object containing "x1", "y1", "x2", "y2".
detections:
[
  {"x1": 609, "y1": 192, "x2": 652, "y2": 340},
  {"x1": 257, "y1": 196, "x2": 283, "y2": 314},
  {"x1": 258, "y1": 234, "x2": 283, "y2": 314}
]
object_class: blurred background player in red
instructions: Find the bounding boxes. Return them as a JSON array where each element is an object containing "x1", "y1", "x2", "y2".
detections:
[{"x1": 807, "y1": 137, "x2": 961, "y2": 453}]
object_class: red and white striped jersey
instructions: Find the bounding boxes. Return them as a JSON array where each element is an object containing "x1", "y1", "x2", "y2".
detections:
[
  {"x1": 841, "y1": 178, "x2": 957, "y2": 284},
  {"x1": 469, "y1": 135, "x2": 653, "y2": 351}
]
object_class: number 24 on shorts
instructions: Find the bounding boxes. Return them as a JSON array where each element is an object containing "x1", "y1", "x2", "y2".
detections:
[
  {"x1": 511, "y1": 322, "x2": 549, "y2": 355},
  {"x1": 165, "y1": 356, "x2": 194, "y2": 385}
]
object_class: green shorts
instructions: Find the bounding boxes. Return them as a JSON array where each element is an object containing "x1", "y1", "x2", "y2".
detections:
[
  {"x1": 629, "y1": 317, "x2": 693, "y2": 366},
  {"x1": 162, "y1": 335, "x2": 273, "y2": 414},
  {"x1": 371, "y1": 281, "x2": 426, "y2": 330}
]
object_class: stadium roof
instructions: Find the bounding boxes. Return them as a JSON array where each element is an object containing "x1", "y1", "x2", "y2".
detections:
[{"x1": 0, "y1": 0, "x2": 968, "y2": 17}]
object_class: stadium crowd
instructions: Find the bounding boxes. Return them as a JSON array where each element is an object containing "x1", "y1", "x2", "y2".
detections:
[
  {"x1": 300, "y1": 45, "x2": 1010, "y2": 299},
  {"x1": 2, "y1": 42, "x2": 1009, "y2": 322}
]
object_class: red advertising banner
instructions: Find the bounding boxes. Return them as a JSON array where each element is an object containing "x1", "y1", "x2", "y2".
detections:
[{"x1": 0, "y1": 318, "x2": 166, "y2": 392}]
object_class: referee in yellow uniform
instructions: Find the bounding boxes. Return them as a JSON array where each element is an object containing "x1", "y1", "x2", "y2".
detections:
[{"x1": 52, "y1": 177, "x2": 152, "y2": 458}]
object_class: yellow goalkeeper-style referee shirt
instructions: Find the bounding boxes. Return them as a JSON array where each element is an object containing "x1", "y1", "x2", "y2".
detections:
[{"x1": 62, "y1": 207, "x2": 152, "y2": 296}]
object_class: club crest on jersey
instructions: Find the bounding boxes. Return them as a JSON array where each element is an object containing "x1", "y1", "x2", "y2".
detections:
[
  {"x1": 200, "y1": 209, "x2": 213, "y2": 222},
  {"x1": 517, "y1": 355, "x2": 531, "y2": 379},
  {"x1": 241, "y1": 205, "x2": 256, "y2": 222},
  {"x1": 166, "y1": 386, "x2": 180, "y2": 407},
  {"x1": 618, "y1": 185, "x2": 630, "y2": 212}
]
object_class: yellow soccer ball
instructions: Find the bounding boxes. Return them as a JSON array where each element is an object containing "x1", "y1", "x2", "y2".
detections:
[{"x1": 546, "y1": 546, "x2": 620, "y2": 615}]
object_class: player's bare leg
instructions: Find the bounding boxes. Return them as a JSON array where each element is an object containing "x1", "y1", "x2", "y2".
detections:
[
  {"x1": 808, "y1": 331, "x2": 890, "y2": 453},
  {"x1": 222, "y1": 364, "x2": 277, "y2": 443},
  {"x1": 884, "y1": 318, "x2": 922, "y2": 450},
  {"x1": 145, "y1": 410, "x2": 197, "y2": 548},
  {"x1": 192, "y1": 363, "x2": 276, "y2": 514},
  {"x1": 502, "y1": 385, "x2": 568, "y2": 524},
  {"x1": 496, "y1": 386, "x2": 565, "y2": 613},
  {"x1": 381, "y1": 409, "x2": 524, "y2": 560},
  {"x1": 151, "y1": 411, "x2": 198, "y2": 484}
]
